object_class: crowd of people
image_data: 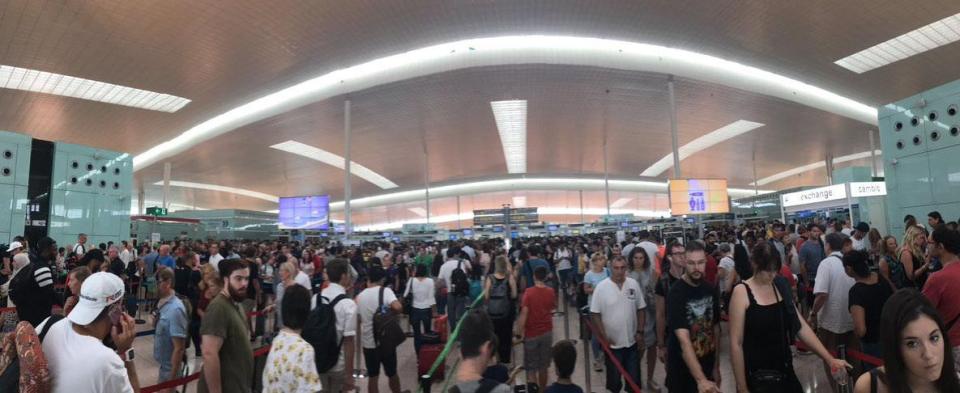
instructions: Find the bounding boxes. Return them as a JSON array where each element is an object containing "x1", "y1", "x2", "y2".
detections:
[{"x1": 0, "y1": 211, "x2": 960, "y2": 392}]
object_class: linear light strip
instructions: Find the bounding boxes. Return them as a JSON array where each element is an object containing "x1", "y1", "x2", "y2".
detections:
[
  {"x1": 835, "y1": 13, "x2": 960, "y2": 73},
  {"x1": 408, "y1": 207, "x2": 427, "y2": 217},
  {"x1": 609, "y1": 197, "x2": 633, "y2": 208},
  {"x1": 750, "y1": 150, "x2": 883, "y2": 186},
  {"x1": 353, "y1": 207, "x2": 672, "y2": 232},
  {"x1": 133, "y1": 35, "x2": 879, "y2": 171},
  {"x1": 641, "y1": 120, "x2": 764, "y2": 176},
  {"x1": 270, "y1": 140, "x2": 398, "y2": 189},
  {"x1": 491, "y1": 100, "x2": 527, "y2": 174},
  {"x1": 152, "y1": 180, "x2": 279, "y2": 202},
  {"x1": 0, "y1": 65, "x2": 190, "y2": 112}
]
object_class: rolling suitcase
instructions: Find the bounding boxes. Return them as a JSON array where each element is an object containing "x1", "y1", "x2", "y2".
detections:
[
  {"x1": 434, "y1": 315, "x2": 448, "y2": 342},
  {"x1": 418, "y1": 343, "x2": 445, "y2": 381}
]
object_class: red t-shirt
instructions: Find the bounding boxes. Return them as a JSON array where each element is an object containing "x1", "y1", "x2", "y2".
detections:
[
  {"x1": 705, "y1": 255, "x2": 718, "y2": 286},
  {"x1": 779, "y1": 264, "x2": 796, "y2": 289},
  {"x1": 923, "y1": 262, "x2": 960, "y2": 345},
  {"x1": 521, "y1": 286, "x2": 556, "y2": 338}
]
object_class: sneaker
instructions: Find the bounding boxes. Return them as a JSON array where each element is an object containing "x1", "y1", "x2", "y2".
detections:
[{"x1": 593, "y1": 359, "x2": 603, "y2": 372}]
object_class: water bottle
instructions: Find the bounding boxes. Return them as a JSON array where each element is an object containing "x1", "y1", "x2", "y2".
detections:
[{"x1": 831, "y1": 365, "x2": 849, "y2": 389}]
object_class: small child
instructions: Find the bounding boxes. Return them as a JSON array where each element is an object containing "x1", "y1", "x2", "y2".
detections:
[{"x1": 544, "y1": 340, "x2": 584, "y2": 393}]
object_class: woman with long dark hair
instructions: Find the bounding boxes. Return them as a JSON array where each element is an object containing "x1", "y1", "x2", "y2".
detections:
[
  {"x1": 627, "y1": 246, "x2": 659, "y2": 392},
  {"x1": 404, "y1": 263, "x2": 436, "y2": 354},
  {"x1": 730, "y1": 242, "x2": 849, "y2": 393},
  {"x1": 854, "y1": 289, "x2": 960, "y2": 393}
]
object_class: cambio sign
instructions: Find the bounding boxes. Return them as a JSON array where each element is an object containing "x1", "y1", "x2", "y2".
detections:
[
  {"x1": 781, "y1": 184, "x2": 847, "y2": 207},
  {"x1": 849, "y1": 182, "x2": 887, "y2": 197}
]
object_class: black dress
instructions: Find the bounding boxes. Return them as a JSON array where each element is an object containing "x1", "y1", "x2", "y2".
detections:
[{"x1": 741, "y1": 282, "x2": 803, "y2": 393}]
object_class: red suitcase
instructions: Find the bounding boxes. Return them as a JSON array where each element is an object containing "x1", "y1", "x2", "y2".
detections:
[
  {"x1": 434, "y1": 315, "x2": 448, "y2": 342},
  {"x1": 418, "y1": 343, "x2": 445, "y2": 381}
]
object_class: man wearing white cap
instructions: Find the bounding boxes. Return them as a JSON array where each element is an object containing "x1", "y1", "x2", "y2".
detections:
[{"x1": 39, "y1": 272, "x2": 140, "y2": 393}]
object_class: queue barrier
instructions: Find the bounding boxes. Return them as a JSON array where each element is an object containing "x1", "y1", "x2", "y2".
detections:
[
  {"x1": 581, "y1": 316, "x2": 643, "y2": 393},
  {"x1": 141, "y1": 345, "x2": 273, "y2": 393}
]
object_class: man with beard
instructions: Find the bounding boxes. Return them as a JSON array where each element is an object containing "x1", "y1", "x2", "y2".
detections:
[
  {"x1": 665, "y1": 241, "x2": 721, "y2": 393},
  {"x1": 199, "y1": 258, "x2": 253, "y2": 393}
]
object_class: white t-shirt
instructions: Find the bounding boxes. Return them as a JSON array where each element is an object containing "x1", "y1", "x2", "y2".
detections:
[
  {"x1": 438, "y1": 259, "x2": 469, "y2": 290},
  {"x1": 841, "y1": 228, "x2": 853, "y2": 236},
  {"x1": 357, "y1": 286, "x2": 399, "y2": 349},
  {"x1": 39, "y1": 317, "x2": 134, "y2": 393},
  {"x1": 851, "y1": 236, "x2": 868, "y2": 252},
  {"x1": 209, "y1": 253, "x2": 224, "y2": 271},
  {"x1": 404, "y1": 277, "x2": 437, "y2": 309},
  {"x1": 589, "y1": 277, "x2": 647, "y2": 349},
  {"x1": 295, "y1": 271, "x2": 312, "y2": 291},
  {"x1": 318, "y1": 283, "x2": 357, "y2": 372},
  {"x1": 555, "y1": 249, "x2": 572, "y2": 271},
  {"x1": 718, "y1": 256, "x2": 736, "y2": 293},
  {"x1": 813, "y1": 252, "x2": 856, "y2": 334},
  {"x1": 462, "y1": 245, "x2": 476, "y2": 261},
  {"x1": 637, "y1": 241, "x2": 659, "y2": 263},
  {"x1": 119, "y1": 249, "x2": 133, "y2": 265}
]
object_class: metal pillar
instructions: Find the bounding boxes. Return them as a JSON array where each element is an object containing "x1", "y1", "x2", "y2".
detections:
[
  {"x1": 825, "y1": 153, "x2": 835, "y2": 185},
  {"x1": 845, "y1": 183, "x2": 855, "y2": 226},
  {"x1": 137, "y1": 184, "x2": 145, "y2": 215},
  {"x1": 668, "y1": 76, "x2": 681, "y2": 179},
  {"x1": 752, "y1": 145, "x2": 759, "y2": 196},
  {"x1": 456, "y1": 195, "x2": 461, "y2": 229},
  {"x1": 603, "y1": 124, "x2": 610, "y2": 216},
  {"x1": 579, "y1": 190, "x2": 585, "y2": 224},
  {"x1": 343, "y1": 100, "x2": 352, "y2": 240},
  {"x1": 423, "y1": 136, "x2": 430, "y2": 224},
  {"x1": 162, "y1": 162, "x2": 171, "y2": 210},
  {"x1": 868, "y1": 130, "x2": 879, "y2": 178}
]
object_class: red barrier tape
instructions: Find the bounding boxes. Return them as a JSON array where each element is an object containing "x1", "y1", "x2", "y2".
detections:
[
  {"x1": 0, "y1": 307, "x2": 15, "y2": 313},
  {"x1": 141, "y1": 345, "x2": 272, "y2": 393},
  {"x1": 582, "y1": 317, "x2": 643, "y2": 393}
]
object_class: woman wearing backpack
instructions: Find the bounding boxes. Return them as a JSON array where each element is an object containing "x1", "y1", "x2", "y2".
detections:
[{"x1": 485, "y1": 255, "x2": 518, "y2": 365}]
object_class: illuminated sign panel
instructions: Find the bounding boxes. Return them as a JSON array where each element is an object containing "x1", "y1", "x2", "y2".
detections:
[
  {"x1": 781, "y1": 184, "x2": 847, "y2": 207},
  {"x1": 668, "y1": 179, "x2": 730, "y2": 215}
]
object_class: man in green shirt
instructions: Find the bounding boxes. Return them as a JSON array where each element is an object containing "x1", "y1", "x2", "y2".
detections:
[
  {"x1": 414, "y1": 245, "x2": 434, "y2": 275},
  {"x1": 199, "y1": 258, "x2": 254, "y2": 393}
]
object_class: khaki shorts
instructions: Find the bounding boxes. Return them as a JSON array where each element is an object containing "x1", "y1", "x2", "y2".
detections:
[
  {"x1": 523, "y1": 332, "x2": 553, "y2": 371},
  {"x1": 319, "y1": 370, "x2": 345, "y2": 393}
]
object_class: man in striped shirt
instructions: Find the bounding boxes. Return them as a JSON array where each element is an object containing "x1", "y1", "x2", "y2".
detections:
[{"x1": 9, "y1": 236, "x2": 62, "y2": 327}]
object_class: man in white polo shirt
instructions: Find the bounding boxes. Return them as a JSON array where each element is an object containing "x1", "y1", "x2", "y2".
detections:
[
  {"x1": 811, "y1": 232, "x2": 858, "y2": 392},
  {"x1": 590, "y1": 255, "x2": 646, "y2": 393}
]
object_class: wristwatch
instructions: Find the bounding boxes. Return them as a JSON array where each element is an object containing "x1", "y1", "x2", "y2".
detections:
[{"x1": 118, "y1": 348, "x2": 135, "y2": 363}]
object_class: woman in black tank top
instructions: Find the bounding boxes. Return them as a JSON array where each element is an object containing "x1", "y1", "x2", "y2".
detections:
[{"x1": 729, "y1": 243, "x2": 848, "y2": 393}]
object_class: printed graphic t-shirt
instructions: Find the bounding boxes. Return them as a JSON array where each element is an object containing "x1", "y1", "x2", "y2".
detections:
[{"x1": 666, "y1": 278, "x2": 720, "y2": 385}]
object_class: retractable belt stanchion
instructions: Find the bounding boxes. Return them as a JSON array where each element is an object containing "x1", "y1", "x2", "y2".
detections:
[{"x1": 579, "y1": 307, "x2": 592, "y2": 393}]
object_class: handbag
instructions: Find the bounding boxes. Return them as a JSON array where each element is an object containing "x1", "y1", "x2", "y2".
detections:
[
  {"x1": 747, "y1": 283, "x2": 791, "y2": 393},
  {"x1": 402, "y1": 279, "x2": 414, "y2": 315}
]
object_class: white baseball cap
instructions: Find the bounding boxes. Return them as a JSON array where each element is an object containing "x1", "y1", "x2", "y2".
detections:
[
  {"x1": 6, "y1": 241, "x2": 22, "y2": 253},
  {"x1": 67, "y1": 272, "x2": 125, "y2": 326}
]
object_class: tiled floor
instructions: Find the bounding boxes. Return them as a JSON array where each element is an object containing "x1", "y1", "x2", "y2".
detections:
[{"x1": 131, "y1": 307, "x2": 839, "y2": 392}]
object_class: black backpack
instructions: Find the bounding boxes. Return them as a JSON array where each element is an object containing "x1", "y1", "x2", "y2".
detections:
[
  {"x1": 303, "y1": 293, "x2": 347, "y2": 374},
  {"x1": 450, "y1": 261, "x2": 470, "y2": 297},
  {"x1": 372, "y1": 287, "x2": 407, "y2": 351},
  {"x1": 487, "y1": 276, "x2": 511, "y2": 319}
]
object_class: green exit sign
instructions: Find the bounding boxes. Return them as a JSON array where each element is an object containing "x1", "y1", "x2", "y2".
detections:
[{"x1": 146, "y1": 207, "x2": 168, "y2": 216}]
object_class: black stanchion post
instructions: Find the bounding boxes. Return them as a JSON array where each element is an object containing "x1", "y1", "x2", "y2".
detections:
[
  {"x1": 579, "y1": 310, "x2": 591, "y2": 393},
  {"x1": 420, "y1": 374, "x2": 432, "y2": 393},
  {"x1": 838, "y1": 344, "x2": 850, "y2": 393}
]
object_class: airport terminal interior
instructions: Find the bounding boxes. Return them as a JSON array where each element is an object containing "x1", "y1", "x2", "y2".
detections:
[{"x1": 5, "y1": 1, "x2": 960, "y2": 393}]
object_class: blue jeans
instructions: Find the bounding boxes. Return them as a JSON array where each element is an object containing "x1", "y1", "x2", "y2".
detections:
[
  {"x1": 447, "y1": 294, "x2": 468, "y2": 331},
  {"x1": 411, "y1": 307, "x2": 432, "y2": 353},
  {"x1": 605, "y1": 344, "x2": 640, "y2": 393}
]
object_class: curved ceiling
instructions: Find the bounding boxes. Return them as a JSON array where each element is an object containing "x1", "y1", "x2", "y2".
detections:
[{"x1": 3, "y1": 1, "x2": 960, "y2": 216}]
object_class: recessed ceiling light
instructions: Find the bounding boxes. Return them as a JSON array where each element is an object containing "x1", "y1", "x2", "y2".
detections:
[
  {"x1": 0, "y1": 65, "x2": 190, "y2": 112},
  {"x1": 491, "y1": 100, "x2": 527, "y2": 174},
  {"x1": 641, "y1": 120, "x2": 764, "y2": 176},
  {"x1": 750, "y1": 150, "x2": 883, "y2": 186},
  {"x1": 133, "y1": 35, "x2": 877, "y2": 171},
  {"x1": 609, "y1": 197, "x2": 633, "y2": 208},
  {"x1": 835, "y1": 13, "x2": 960, "y2": 73},
  {"x1": 152, "y1": 180, "x2": 279, "y2": 202},
  {"x1": 270, "y1": 140, "x2": 398, "y2": 189}
]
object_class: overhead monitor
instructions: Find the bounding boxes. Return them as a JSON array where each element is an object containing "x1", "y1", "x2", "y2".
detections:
[
  {"x1": 547, "y1": 225, "x2": 558, "y2": 231},
  {"x1": 668, "y1": 179, "x2": 730, "y2": 215},
  {"x1": 278, "y1": 195, "x2": 330, "y2": 230},
  {"x1": 462, "y1": 229, "x2": 473, "y2": 236}
]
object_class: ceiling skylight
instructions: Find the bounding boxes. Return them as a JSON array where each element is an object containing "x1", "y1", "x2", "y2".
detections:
[
  {"x1": 491, "y1": 100, "x2": 528, "y2": 174},
  {"x1": 133, "y1": 35, "x2": 880, "y2": 171},
  {"x1": 270, "y1": 140, "x2": 398, "y2": 189},
  {"x1": 835, "y1": 13, "x2": 960, "y2": 73},
  {"x1": 609, "y1": 197, "x2": 633, "y2": 208},
  {"x1": 0, "y1": 65, "x2": 190, "y2": 112},
  {"x1": 641, "y1": 120, "x2": 764, "y2": 176},
  {"x1": 750, "y1": 150, "x2": 883, "y2": 186},
  {"x1": 152, "y1": 181, "x2": 279, "y2": 202}
]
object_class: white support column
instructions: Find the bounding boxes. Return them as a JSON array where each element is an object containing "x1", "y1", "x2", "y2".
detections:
[
  {"x1": 422, "y1": 132, "x2": 430, "y2": 225},
  {"x1": 343, "y1": 100, "x2": 352, "y2": 240},
  {"x1": 668, "y1": 76, "x2": 681, "y2": 179},
  {"x1": 579, "y1": 190, "x2": 585, "y2": 224},
  {"x1": 162, "y1": 162, "x2": 171, "y2": 211}
]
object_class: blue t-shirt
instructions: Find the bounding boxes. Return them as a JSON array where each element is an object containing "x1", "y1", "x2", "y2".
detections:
[
  {"x1": 545, "y1": 383, "x2": 584, "y2": 393},
  {"x1": 583, "y1": 268, "x2": 610, "y2": 304},
  {"x1": 799, "y1": 241, "x2": 825, "y2": 281},
  {"x1": 158, "y1": 255, "x2": 176, "y2": 269},
  {"x1": 523, "y1": 258, "x2": 550, "y2": 286},
  {"x1": 154, "y1": 296, "x2": 189, "y2": 368}
]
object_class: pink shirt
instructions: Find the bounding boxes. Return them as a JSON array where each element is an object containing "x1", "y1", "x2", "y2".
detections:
[{"x1": 923, "y1": 261, "x2": 960, "y2": 346}]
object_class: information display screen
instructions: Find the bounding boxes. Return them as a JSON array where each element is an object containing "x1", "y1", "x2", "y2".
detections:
[
  {"x1": 668, "y1": 179, "x2": 729, "y2": 215},
  {"x1": 278, "y1": 195, "x2": 330, "y2": 230}
]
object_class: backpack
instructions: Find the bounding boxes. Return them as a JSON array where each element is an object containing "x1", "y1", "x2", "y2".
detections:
[
  {"x1": 303, "y1": 294, "x2": 347, "y2": 374},
  {"x1": 468, "y1": 279, "x2": 483, "y2": 301},
  {"x1": 372, "y1": 287, "x2": 407, "y2": 351},
  {"x1": 487, "y1": 276, "x2": 511, "y2": 319},
  {"x1": 0, "y1": 315, "x2": 61, "y2": 392},
  {"x1": 450, "y1": 261, "x2": 470, "y2": 297}
]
